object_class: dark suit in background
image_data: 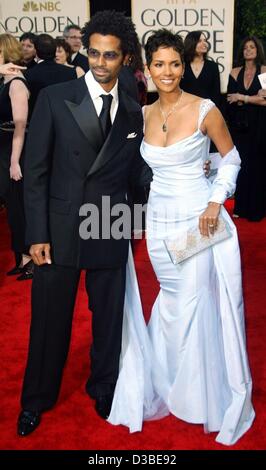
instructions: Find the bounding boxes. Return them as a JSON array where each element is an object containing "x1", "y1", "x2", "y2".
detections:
[
  {"x1": 118, "y1": 66, "x2": 139, "y2": 103},
  {"x1": 25, "y1": 60, "x2": 77, "y2": 115},
  {"x1": 70, "y1": 51, "x2": 89, "y2": 72}
]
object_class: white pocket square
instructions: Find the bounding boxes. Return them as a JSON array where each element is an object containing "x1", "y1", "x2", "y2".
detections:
[{"x1": 127, "y1": 132, "x2": 137, "y2": 139}]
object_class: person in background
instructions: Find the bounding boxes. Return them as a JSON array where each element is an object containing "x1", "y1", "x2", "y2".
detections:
[
  {"x1": 63, "y1": 24, "x2": 89, "y2": 72},
  {"x1": 0, "y1": 34, "x2": 33, "y2": 280},
  {"x1": 19, "y1": 33, "x2": 37, "y2": 69},
  {"x1": 227, "y1": 36, "x2": 266, "y2": 221},
  {"x1": 55, "y1": 38, "x2": 85, "y2": 78},
  {"x1": 24, "y1": 34, "x2": 78, "y2": 114},
  {"x1": 181, "y1": 30, "x2": 221, "y2": 108}
]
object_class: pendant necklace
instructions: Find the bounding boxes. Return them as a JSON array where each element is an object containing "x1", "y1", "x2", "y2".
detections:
[{"x1": 159, "y1": 90, "x2": 183, "y2": 132}]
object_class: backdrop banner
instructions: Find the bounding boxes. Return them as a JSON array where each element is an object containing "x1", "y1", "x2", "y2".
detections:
[
  {"x1": 0, "y1": 0, "x2": 90, "y2": 38},
  {"x1": 132, "y1": 0, "x2": 235, "y2": 93}
]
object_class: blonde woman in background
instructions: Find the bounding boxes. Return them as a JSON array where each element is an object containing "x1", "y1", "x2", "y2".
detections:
[{"x1": 0, "y1": 34, "x2": 33, "y2": 279}]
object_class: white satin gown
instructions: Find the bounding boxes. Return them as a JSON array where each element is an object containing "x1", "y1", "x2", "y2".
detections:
[{"x1": 108, "y1": 99, "x2": 255, "y2": 446}]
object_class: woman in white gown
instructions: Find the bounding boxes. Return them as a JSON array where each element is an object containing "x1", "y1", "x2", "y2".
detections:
[{"x1": 108, "y1": 29, "x2": 255, "y2": 445}]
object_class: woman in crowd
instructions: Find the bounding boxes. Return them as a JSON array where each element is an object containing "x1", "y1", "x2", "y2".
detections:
[
  {"x1": 108, "y1": 29, "x2": 255, "y2": 446},
  {"x1": 0, "y1": 34, "x2": 33, "y2": 279},
  {"x1": 227, "y1": 36, "x2": 266, "y2": 221},
  {"x1": 55, "y1": 38, "x2": 85, "y2": 78},
  {"x1": 181, "y1": 30, "x2": 221, "y2": 108}
]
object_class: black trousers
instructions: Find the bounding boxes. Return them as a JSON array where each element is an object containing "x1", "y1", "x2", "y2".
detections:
[{"x1": 21, "y1": 262, "x2": 126, "y2": 411}]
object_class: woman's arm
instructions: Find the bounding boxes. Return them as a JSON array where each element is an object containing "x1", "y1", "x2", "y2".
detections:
[
  {"x1": 210, "y1": 61, "x2": 221, "y2": 108},
  {"x1": 227, "y1": 65, "x2": 266, "y2": 106},
  {"x1": 204, "y1": 106, "x2": 234, "y2": 156},
  {"x1": 227, "y1": 91, "x2": 266, "y2": 106},
  {"x1": 0, "y1": 63, "x2": 26, "y2": 75},
  {"x1": 9, "y1": 79, "x2": 29, "y2": 180},
  {"x1": 198, "y1": 107, "x2": 239, "y2": 236}
]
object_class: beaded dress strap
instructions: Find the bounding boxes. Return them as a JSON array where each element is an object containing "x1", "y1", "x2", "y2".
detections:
[{"x1": 198, "y1": 99, "x2": 215, "y2": 129}]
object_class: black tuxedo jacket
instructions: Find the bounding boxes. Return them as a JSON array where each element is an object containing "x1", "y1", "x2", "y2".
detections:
[
  {"x1": 24, "y1": 77, "x2": 151, "y2": 269},
  {"x1": 25, "y1": 60, "x2": 76, "y2": 113},
  {"x1": 71, "y1": 52, "x2": 89, "y2": 72}
]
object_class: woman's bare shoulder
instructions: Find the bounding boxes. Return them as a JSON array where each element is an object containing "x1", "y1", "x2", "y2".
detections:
[{"x1": 182, "y1": 92, "x2": 202, "y2": 108}]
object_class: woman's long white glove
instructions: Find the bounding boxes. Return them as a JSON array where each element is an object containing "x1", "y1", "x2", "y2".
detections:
[{"x1": 208, "y1": 146, "x2": 241, "y2": 205}]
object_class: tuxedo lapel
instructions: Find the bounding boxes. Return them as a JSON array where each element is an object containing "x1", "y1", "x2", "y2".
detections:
[
  {"x1": 64, "y1": 79, "x2": 103, "y2": 153},
  {"x1": 87, "y1": 89, "x2": 139, "y2": 177}
]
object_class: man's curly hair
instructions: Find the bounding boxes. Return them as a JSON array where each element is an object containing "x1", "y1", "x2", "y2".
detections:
[{"x1": 81, "y1": 10, "x2": 139, "y2": 58}]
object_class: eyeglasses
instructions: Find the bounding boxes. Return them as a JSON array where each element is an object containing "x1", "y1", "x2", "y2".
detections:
[
  {"x1": 67, "y1": 35, "x2": 82, "y2": 40},
  {"x1": 88, "y1": 48, "x2": 121, "y2": 61}
]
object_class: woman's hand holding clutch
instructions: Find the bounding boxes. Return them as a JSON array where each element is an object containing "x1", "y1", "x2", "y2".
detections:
[{"x1": 199, "y1": 202, "x2": 221, "y2": 237}]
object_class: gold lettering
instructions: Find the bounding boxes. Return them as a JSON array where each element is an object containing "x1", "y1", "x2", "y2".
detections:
[{"x1": 37, "y1": 2, "x2": 61, "y2": 12}]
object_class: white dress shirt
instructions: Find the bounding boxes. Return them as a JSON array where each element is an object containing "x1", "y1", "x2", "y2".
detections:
[
  {"x1": 84, "y1": 70, "x2": 119, "y2": 123},
  {"x1": 71, "y1": 52, "x2": 78, "y2": 62}
]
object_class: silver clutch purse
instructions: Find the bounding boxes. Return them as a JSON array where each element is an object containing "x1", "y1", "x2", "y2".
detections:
[{"x1": 164, "y1": 216, "x2": 232, "y2": 265}]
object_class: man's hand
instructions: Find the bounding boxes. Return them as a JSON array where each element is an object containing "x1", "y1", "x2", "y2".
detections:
[
  {"x1": 30, "y1": 243, "x2": 52, "y2": 266},
  {"x1": 203, "y1": 159, "x2": 211, "y2": 176}
]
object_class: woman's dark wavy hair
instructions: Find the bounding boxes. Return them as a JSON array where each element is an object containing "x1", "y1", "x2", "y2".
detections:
[
  {"x1": 55, "y1": 38, "x2": 72, "y2": 62},
  {"x1": 81, "y1": 10, "x2": 139, "y2": 59},
  {"x1": 184, "y1": 30, "x2": 208, "y2": 63},
  {"x1": 145, "y1": 29, "x2": 184, "y2": 68},
  {"x1": 237, "y1": 36, "x2": 265, "y2": 66}
]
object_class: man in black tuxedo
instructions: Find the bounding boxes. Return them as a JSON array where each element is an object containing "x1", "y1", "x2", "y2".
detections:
[
  {"x1": 25, "y1": 34, "x2": 77, "y2": 115},
  {"x1": 17, "y1": 10, "x2": 151, "y2": 436},
  {"x1": 63, "y1": 24, "x2": 138, "y2": 101},
  {"x1": 63, "y1": 24, "x2": 89, "y2": 72}
]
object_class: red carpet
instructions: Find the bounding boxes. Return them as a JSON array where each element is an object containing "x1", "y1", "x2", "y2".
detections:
[{"x1": 0, "y1": 200, "x2": 266, "y2": 450}]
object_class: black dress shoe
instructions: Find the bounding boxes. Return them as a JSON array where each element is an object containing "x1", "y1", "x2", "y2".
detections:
[
  {"x1": 95, "y1": 393, "x2": 114, "y2": 420},
  {"x1": 17, "y1": 271, "x2": 34, "y2": 281},
  {"x1": 17, "y1": 260, "x2": 34, "y2": 281},
  {"x1": 17, "y1": 410, "x2": 41, "y2": 436},
  {"x1": 6, "y1": 265, "x2": 24, "y2": 276}
]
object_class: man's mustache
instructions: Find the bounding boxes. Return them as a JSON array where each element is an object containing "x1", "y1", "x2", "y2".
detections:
[{"x1": 92, "y1": 67, "x2": 108, "y2": 73}]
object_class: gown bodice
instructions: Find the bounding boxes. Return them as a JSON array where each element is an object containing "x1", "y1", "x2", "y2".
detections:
[
  {"x1": 141, "y1": 99, "x2": 215, "y2": 238},
  {"x1": 140, "y1": 99, "x2": 214, "y2": 188}
]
